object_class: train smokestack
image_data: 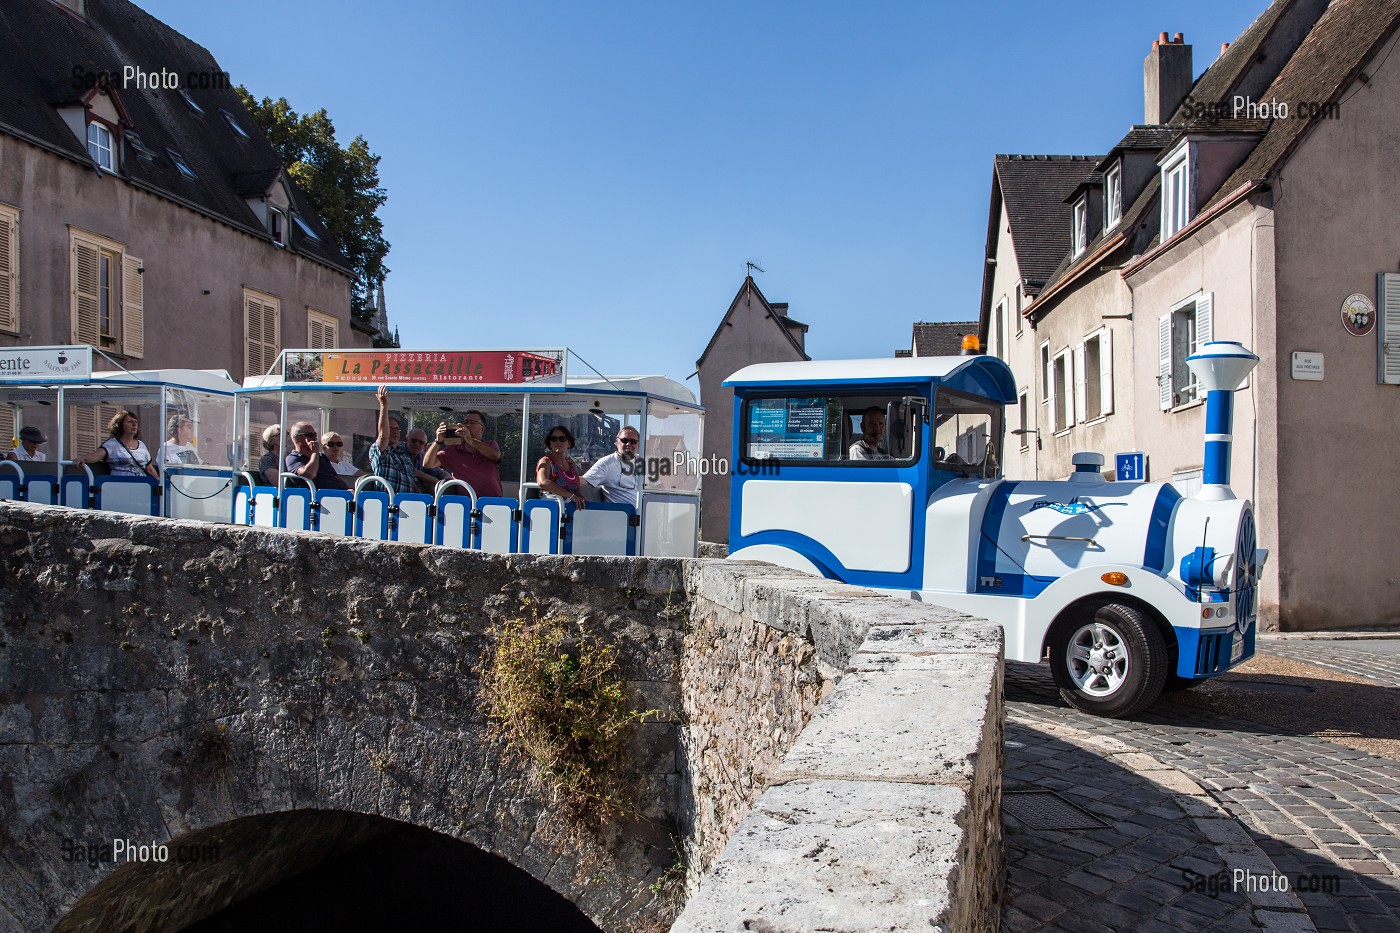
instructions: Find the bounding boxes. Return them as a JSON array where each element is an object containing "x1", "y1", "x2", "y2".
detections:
[{"x1": 1185, "y1": 341, "x2": 1258, "y2": 501}]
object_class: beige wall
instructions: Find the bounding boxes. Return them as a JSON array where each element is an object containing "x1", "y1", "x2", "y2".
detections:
[
  {"x1": 1025, "y1": 271, "x2": 1136, "y2": 481},
  {"x1": 986, "y1": 203, "x2": 1036, "y2": 479},
  {"x1": 1266, "y1": 31, "x2": 1400, "y2": 630},
  {"x1": 0, "y1": 133, "x2": 361, "y2": 377},
  {"x1": 1124, "y1": 198, "x2": 1279, "y2": 623}
]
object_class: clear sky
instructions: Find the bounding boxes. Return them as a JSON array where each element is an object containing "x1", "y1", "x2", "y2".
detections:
[{"x1": 137, "y1": 0, "x2": 1264, "y2": 398}]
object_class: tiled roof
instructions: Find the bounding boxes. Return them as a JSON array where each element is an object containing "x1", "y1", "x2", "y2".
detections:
[
  {"x1": 1205, "y1": 0, "x2": 1400, "y2": 210},
  {"x1": 910, "y1": 321, "x2": 978, "y2": 357},
  {"x1": 0, "y1": 0, "x2": 349, "y2": 274},
  {"x1": 993, "y1": 156, "x2": 1102, "y2": 294}
]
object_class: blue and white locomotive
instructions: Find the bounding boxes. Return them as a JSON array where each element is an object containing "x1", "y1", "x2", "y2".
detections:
[{"x1": 725, "y1": 340, "x2": 1267, "y2": 717}]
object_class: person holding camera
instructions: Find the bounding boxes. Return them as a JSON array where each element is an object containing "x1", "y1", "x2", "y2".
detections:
[{"x1": 422, "y1": 410, "x2": 503, "y2": 498}]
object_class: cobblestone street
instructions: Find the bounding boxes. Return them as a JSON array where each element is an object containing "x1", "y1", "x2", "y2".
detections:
[{"x1": 1004, "y1": 636, "x2": 1400, "y2": 932}]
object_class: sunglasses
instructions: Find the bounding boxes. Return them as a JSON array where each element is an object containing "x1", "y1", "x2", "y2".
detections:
[
  {"x1": 618, "y1": 437, "x2": 639, "y2": 445},
  {"x1": 325, "y1": 441, "x2": 343, "y2": 447},
  {"x1": 296, "y1": 432, "x2": 317, "y2": 439},
  {"x1": 548, "y1": 435, "x2": 569, "y2": 442}
]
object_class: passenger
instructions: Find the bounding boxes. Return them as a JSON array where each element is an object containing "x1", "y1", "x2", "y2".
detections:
[
  {"x1": 257, "y1": 426, "x2": 281, "y2": 485},
  {"x1": 849, "y1": 406, "x2": 891, "y2": 460},
  {"x1": 161, "y1": 415, "x2": 202, "y2": 466},
  {"x1": 284, "y1": 421, "x2": 347, "y2": 490},
  {"x1": 405, "y1": 427, "x2": 448, "y2": 492},
  {"x1": 84, "y1": 410, "x2": 158, "y2": 478},
  {"x1": 423, "y1": 410, "x2": 503, "y2": 498},
  {"x1": 321, "y1": 431, "x2": 362, "y2": 482},
  {"x1": 536, "y1": 424, "x2": 588, "y2": 509},
  {"x1": 369, "y1": 385, "x2": 418, "y2": 495},
  {"x1": 8, "y1": 426, "x2": 47, "y2": 462},
  {"x1": 582, "y1": 425, "x2": 641, "y2": 505}
]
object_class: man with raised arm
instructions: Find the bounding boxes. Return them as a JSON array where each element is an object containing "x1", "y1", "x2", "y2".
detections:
[{"x1": 369, "y1": 385, "x2": 417, "y2": 495}]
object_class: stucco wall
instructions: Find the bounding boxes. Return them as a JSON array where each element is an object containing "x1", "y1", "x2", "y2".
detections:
[
  {"x1": 696, "y1": 289, "x2": 806, "y2": 545},
  {"x1": 987, "y1": 202, "x2": 1037, "y2": 480},
  {"x1": 1267, "y1": 27, "x2": 1400, "y2": 630},
  {"x1": 0, "y1": 133, "x2": 362, "y2": 377}
]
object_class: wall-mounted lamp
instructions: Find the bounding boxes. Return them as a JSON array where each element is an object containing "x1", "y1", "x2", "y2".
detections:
[{"x1": 1010, "y1": 428, "x2": 1042, "y2": 450}]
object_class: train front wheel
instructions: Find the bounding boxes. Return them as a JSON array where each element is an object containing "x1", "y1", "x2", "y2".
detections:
[{"x1": 1047, "y1": 602, "x2": 1168, "y2": 718}]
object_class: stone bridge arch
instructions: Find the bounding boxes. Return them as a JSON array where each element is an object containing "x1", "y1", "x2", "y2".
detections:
[{"x1": 0, "y1": 507, "x2": 683, "y2": 931}]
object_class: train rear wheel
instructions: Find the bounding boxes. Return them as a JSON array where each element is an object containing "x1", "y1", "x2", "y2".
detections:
[{"x1": 1048, "y1": 602, "x2": 1168, "y2": 718}]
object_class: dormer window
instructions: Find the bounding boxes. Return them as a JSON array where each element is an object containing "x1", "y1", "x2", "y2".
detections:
[
  {"x1": 178, "y1": 88, "x2": 203, "y2": 113},
  {"x1": 86, "y1": 121, "x2": 114, "y2": 171},
  {"x1": 166, "y1": 148, "x2": 196, "y2": 179},
  {"x1": 220, "y1": 109, "x2": 250, "y2": 138},
  {"x1": 1071, "y1": 197, "x2": 1088, "y2": 257},
  {"x1": 268, "y1": 207, "x2": 286, "y2": 245},
  {"x1": 1105, "y1": 161, "x2": 1123, "y2": 230},
  {"x1": 1161, "y1": 142, "x2": 1191, "y2": 240},
  {"x1": 293, "y1": 214, "x2": 320, "y2": 241}
]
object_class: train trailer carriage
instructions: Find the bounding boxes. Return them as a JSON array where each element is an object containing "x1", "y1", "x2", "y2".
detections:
[{"x1": 725, "y1": 341, "x2": 1268, "y2": 717}]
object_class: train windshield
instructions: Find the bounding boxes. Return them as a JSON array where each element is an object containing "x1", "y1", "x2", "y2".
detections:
[{"x1": 932, "y1": 387, "x2": 1001, "y2": 476}]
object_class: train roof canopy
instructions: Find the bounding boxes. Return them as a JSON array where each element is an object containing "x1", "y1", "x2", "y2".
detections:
[{"x1": 724, "y1": 355, "x2": 1017, "y2": 403}]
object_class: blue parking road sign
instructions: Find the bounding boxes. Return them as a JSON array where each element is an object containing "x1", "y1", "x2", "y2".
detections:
[{"x1": 1115, "y1": 452, "x2": 1147, "y2": 482}]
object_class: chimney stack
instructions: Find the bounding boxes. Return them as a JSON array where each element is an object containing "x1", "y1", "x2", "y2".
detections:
[{"x1": 1145, "y1": 32, "x2": 1192, "y2": 124}]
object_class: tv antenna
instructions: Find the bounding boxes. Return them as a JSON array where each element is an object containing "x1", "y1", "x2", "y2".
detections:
[{"x1": 745, "y1": 259, "x2": 765, "y2": 277}]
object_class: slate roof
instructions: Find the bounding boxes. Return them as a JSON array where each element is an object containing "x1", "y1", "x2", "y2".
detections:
[
  {"x1": 0, "y1": 0, "x2": 350, "y2": 275},
  {"x1": 696, "y1": 276, "x2": 809, "y2": 368},
  {"x1": 991, "y1": 156, "x2": 1102, "y2": 295},
  {"x1": 1205, "y1": 0, "x2": 1400, "y2": 210},
  {"x1": 909, "y1": 321, "x2": 978, "y2": 357}
]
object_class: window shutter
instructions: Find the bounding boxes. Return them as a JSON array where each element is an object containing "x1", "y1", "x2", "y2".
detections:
[
  {"x1": 72, "y1": 238, "x2": 100, "y2": 345},
  {"x1": 1046, "y1": 349, "x2": 1057, "y2": 425},
  {"x1": 69, "y1": 404, "x2": 96, "y2": 461},
  {"x1": 1195, "y1": 292, "x2": 1213, "y2": 349},
  {"x1": 1099, "y1": 328, "x2": 1114, "y2": 415},
  {"x1": 121, "y1": 254, "x2": 144, "y2": 359},
  {"x1": 245, "y1": 293, "x2": 281, "y2": 377},
  {"x1": 1158, "y1": 315, "x2": 1173, "y2": 410},
  {"x1": 0, "y1": 407, "x2": 15, "y2": 451},
  {"x1": 308, "y1": 317, "x2": 325, "y2": 349},
  {"x1": 263, "y1": 300, "x2": 279, "y2": 373},
  {"x1": 1380, "y1": 274, "x2": 1400, "y2": 385},
  {"x1": 0, "y1": 209, "x2": 16, "y2": 332},
  {"x1": 1073, "y1": 343, "x2": 1087, "y2": 424}
]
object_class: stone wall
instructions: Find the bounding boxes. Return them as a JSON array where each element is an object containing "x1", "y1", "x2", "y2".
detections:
[{"x1": 0, "y1": 502, "x2": 1006, "y2": 931}]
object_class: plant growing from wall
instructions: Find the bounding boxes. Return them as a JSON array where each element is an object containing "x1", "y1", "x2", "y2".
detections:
[{"x1": 480, "y1": 604, "x2": 653, "y2": 816}]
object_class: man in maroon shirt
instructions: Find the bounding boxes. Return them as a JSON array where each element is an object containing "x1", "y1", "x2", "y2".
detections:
[{"x1": 423, "y1": 410, "x2": 504, "y2": 498}]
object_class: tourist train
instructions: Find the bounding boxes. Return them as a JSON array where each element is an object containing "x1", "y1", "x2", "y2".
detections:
[
  {"x1": 724, "y1": 339, "x2": 1266, "y2": 716},
  {"x1": 1, "y1": 340, "x2": 1266, "y2": 716}
]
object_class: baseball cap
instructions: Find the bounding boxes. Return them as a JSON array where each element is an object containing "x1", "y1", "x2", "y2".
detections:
[{"x1": 19, "y1": 426, "x2": 46, "y2": 444}]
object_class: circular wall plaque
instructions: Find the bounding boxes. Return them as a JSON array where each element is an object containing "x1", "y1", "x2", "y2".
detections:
[{"x1": 1341, "y1": 293, "x2": 1376, "y2": 337}]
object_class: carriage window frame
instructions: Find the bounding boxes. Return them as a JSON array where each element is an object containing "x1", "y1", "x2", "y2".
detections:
[
  {"x1": 930, "y1": 386, "x2": 1003, "y2": 476},
  {"x1": 738, "y1": 390, "x2": 924, "y2": 469}
]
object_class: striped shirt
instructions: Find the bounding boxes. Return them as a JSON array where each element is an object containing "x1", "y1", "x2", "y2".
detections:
[{"x1": 369, "y1": 442, "x2": 417, "y2": 495}]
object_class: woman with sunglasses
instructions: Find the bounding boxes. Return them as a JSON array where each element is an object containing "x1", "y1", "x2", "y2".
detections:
[
  {"x1": 321, "y1": 431, "x2": 363, "y2": 481},
  {"x1": 536, "y1": 424, "x2": 589, "y2": 509}
]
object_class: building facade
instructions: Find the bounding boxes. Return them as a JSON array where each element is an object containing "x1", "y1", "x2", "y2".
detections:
[
  {"x1": 0, "y1": 0, "x2": 371, "y2": 417},
  {"x1": 696, "y1": 275, "x2": 808, "y2": 544},
  {"x1": 978, "y1": 0, "x2": 1400, "y2": 630}
]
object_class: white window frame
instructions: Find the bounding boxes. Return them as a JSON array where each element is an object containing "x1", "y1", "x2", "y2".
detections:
[
  {"x1": 1052, "y1": 347, "x2": 1074, "y2": 434},
  {"x1": 1161, "y1": 143, "x2": 1191, "y2": 240},
  {"x1": 1014, "y1": 284, "x2": 1024, "y2": 336},
  {"x1": 87, "y1": 121, "x2": 114, "y2": 172},
  {"x1": 992, "y1": 298, "x2": 1006, "y2": 359},
  {"x1": 1017, "y1": 389, "x2": 1029, "y2": 449},
  {"x1": 1080, "y1": 328, "x2": 1113, "y2": 422},
  {"x1": 268, "y1": 207, "x2": 286, "y2": 246},
  {"x1": 1071, "y1": 197, "x2": 1088, "y2": 257},
  {"x1": 69, "y1": 228, "x2": 143, "y2": 358},
  {"x1": 1105, "y1": 161, "x2": 1123, "y2": 230},
  {"x1": 1039, "y1": 340, "x2": 1051, "y2": 408},
  {"x1": 1159, "y1": 292, "x2": 1213, "y2": 410}
]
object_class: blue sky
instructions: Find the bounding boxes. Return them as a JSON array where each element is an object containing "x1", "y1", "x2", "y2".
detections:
[{"x1": 139, "y1": 0, "x2": 1263, "y2": 397}]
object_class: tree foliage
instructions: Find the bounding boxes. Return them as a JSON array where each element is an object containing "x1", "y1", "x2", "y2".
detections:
[{"x1": 236, "y1": 88, "x2": 390, "y2": 321}]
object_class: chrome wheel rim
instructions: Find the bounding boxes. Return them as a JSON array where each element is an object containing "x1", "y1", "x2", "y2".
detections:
[{"x1": 1067, "y1": 621, "x2": 1128, "y2": 696}]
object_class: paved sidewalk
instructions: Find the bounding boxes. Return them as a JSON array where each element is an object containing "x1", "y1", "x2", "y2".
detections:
[
  {"x1": 1004, "y1": 647, "x2": 1400, "y2": 933},
  {"x1": 1260, "y1": 637, "x2": 1400, "y2": 688}
]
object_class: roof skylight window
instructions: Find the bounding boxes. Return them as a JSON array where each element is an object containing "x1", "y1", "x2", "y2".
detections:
[
  {"x1": 166, "y1": 148, "x2": 197, "y2": 179},
  {"x1": 178, "y1": 88, "x2": 203, "y2": 113},
  {"x1": 220, "y1": 109, "x2": 250, "y2": 138}
]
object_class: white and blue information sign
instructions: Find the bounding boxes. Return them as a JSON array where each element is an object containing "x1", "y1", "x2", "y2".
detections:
[
  {"x1": 1115, "y1": 452, "x2": 1147, "y2": 482},
  {"x1": 747, "y1": 397, "x2": 826, "y2": 459}
]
